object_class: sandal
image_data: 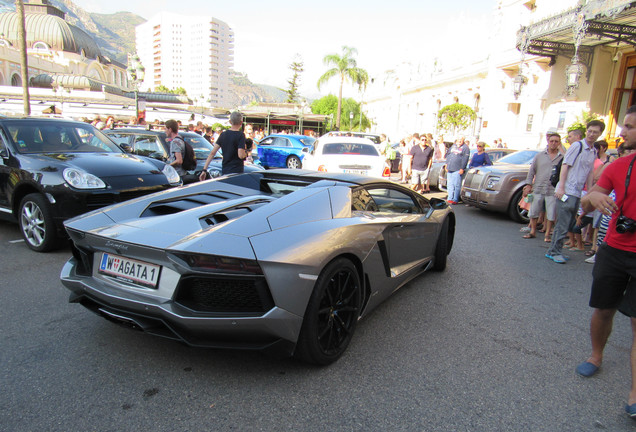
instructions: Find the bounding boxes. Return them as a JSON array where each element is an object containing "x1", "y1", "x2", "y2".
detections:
[
  {"x1": 538, "y1": 228, "x2": 546, "y2": 233},
  {"x1": 522, "y1": 233, "x2": 536, "y2": 239},
  {"x1": 544, "y1": 236, "x2": 552, "y2": 242},
  {"x1": 585, "y1": 250, "x2": 596, "y2": 257}
]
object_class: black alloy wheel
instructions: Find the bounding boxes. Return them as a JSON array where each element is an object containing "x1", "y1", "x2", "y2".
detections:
[
  {"x1": 286, "y1": 155, "x2": 301, "y2": 169},
  {"x1": 296, "y1": 258, "x2": 362, "y2": 365},
  {"x1": 19, "y1": 193, "x2": 62, "y2": 252}
]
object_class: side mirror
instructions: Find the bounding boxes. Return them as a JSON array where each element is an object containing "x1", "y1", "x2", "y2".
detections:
[{"x1": 429, "y1": 197, "x2": 448, "y2": 210}]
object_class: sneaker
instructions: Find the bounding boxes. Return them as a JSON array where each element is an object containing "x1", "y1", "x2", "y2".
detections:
[
  {"x1": 585, "y1": 255, "x2": 596, "y2": 264},
  {"x1": 545, "y1": 253, "x2": 568, "y2": 264},
  {"x1": 520, "y1": 226, "x2": 531, "y2": 233},
  {"x1": 446, "y1": 200, "x2": 457, "y2": 205}
]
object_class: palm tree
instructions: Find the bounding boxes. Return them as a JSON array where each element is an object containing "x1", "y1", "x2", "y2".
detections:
[
  {"x1": 16, "y1": 0, "x2": 30, "y2": 115},
  {"x1": 317, "y1": 46, "x2": 368, "y2": 129}
]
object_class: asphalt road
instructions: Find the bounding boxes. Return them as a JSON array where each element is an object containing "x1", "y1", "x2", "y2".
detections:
[{"x1": 1, "y1": 200, "x2": 635, "y2": 432}]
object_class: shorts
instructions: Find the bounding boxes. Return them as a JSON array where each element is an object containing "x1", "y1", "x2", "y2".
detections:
[
  {"x1": 529, "y1": 193, "x2": 556, "y2": 220},
  {"x1": 411, "y1": 168, "x2": 430, "y2": 185},
  {"x1": 589, "y1": 243, "x2": 636, "y2": 316}
]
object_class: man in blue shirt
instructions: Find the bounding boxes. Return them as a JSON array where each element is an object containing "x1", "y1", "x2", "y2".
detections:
[{"x1": 445, "y1": 137, "x2": 470, "y2": 204}]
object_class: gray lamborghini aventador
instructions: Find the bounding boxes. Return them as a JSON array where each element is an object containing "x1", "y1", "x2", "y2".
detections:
[{"x1": 60, "y1": 170, "x2": 455, "y2": 365}]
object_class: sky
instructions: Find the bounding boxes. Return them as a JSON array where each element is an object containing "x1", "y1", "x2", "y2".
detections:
[{"x1": 72, "y1": 0, "x2": 494, "y2": 99}]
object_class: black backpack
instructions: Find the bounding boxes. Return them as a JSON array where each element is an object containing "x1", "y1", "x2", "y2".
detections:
[{"x1": 177, "y1": 136, "x2": 197, "y2": 171}]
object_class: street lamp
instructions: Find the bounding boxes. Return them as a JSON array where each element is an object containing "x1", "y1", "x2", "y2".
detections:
[
  {"x1": 565, "y1": 55, "x2": 584, "y2": 96},
  {"x1": 512, "y1": 73, "x2": 527, "y2": 99},
  {"x1": 127, "y1": 53, "x2": 145, "y2": 123}
]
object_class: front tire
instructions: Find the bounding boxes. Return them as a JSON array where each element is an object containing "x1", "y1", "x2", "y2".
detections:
[
  {"x1": 286, "y1": 155, "x2": 302, "y2": 169},
  {"x1": 508, "y1": 189, "x2": 530, "y2": 224},
  {"x1": 19, "y1": 193, "x2": 62, "y2": 252},
  {"x1": 295, "y1": 258, "x2": 362, "y2": 365}
]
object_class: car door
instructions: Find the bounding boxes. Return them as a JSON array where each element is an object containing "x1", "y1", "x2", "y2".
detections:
[
  {"x1": 356, "y1": 186, "x2": 437, "y2": 276},
  {"x1": 257, "y1": 136, "x2": 275, "y2": 167},
  {"x1": 271, "y1": 137, "x2": 293, "y2": 167}
]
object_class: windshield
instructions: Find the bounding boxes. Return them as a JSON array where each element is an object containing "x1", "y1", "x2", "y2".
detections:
[
  {"x1": 495, "y1": 150, "x2": 539, "y2": 165},
  {"x1": 299, "y1": 137, "x2": 316, "y2": 146},
  {"x1": 8, "y1": 121, "x2": 121, "y2": 154},
  {"x1": 181, "y1": 133, "x2": 215, "y2": 160}
]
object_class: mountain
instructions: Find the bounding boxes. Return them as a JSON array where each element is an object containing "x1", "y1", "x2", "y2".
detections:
[{"x1": 228, "y1": 72, "x2": 287, "y2": 107}]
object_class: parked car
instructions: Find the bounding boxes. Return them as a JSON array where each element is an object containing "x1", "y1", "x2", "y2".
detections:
[
  {"x1": 0, "y1": 118, "x2": 182, "y2": 251},
  {"x1": 60, "y1": 170, "x2": 455, "y2": 365},
  {"x1": 460, "y1": 149, "x2": 541, "y2": 223},
  {"x1": 256, "y1": 134, "x2": 316, "y2": 169},
  {"x1": 105, "y1": 128, "x2": 264, "y2": 181},
  {"x1": 302, "y1": 136, "x2": 391, "y2": 178},
  {"x1": 437, "y1": 148, "x2": 517, "y2": 190}
]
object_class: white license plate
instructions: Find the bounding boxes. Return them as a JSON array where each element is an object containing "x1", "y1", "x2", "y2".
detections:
[
  {"x1": 343, "y1": 169, "x2": 367, "y2": 175},
  {"x1": 465, "y1": 191, "x2": 472, "y2": 197},
  {"x1": 98, "y1": 253, "x2": 161, "y2": 288}
]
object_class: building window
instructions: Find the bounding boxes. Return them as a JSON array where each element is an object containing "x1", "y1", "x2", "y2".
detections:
[
  {"x1": 557, "y1": 111, "x2": 566, "y2": 130},
  {"x1": 526, "y1": 114, "x2": 533, "y2": 132}
]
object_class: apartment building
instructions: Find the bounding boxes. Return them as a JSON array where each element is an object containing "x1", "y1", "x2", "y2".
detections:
[{"x1": 136, "y1": 12, "x2": 234, "y2": 108}]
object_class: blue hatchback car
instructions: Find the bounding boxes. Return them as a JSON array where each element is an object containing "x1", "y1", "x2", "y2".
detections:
[{"x1": 257, "y1": 134, "x2": 316, "y2": 169}]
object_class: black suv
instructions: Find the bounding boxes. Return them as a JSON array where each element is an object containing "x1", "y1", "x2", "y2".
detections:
[
  {"x1": 104, "y1": 128, "x2": 264, "y2": 182},
  {"x1": 0, "y1": 118, "x2": 181, "y2": 251}
]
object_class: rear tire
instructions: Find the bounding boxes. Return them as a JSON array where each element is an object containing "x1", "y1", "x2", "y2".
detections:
[
  {"x1": 295, "y1": 258, "x2": 362, "y2": 365},
  {"x1": 19, "y1": 193, "x2": 62, "y2": 252},
  {"x1": 433, "y1": 218, "x2": 450, "y2": 271},
  {"x1": 286, "y1": 155, "x2": 301, "y2": 169}
]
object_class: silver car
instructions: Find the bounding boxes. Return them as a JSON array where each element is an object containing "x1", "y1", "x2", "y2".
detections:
[
  {"x1": 460, "y1": 150, "x2": 540, "y2": 223},
  {"x1": 60, "y1": 170, "x2": 455, "y2": 365}
]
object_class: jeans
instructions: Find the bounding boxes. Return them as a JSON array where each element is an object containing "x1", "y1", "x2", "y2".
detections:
[
  {"x1": 447, "y1": 170, "x2": 462, "y2": 202},
  {"x1": 547, "y1": 196, "x2": 580, "y2": 256}
]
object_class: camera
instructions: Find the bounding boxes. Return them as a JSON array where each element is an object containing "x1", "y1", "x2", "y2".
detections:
[{"x1": 616, "y1": 215, "x2": 636, "y2": 234}]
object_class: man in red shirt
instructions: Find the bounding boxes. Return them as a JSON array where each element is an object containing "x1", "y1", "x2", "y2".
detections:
[{"x1": 576, "y1": 105, "x2": 636, "y2": 419}]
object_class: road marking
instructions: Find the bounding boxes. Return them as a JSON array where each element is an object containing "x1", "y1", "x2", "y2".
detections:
[{"x1": 9, "y1": 239, "x2": 24, "y2": 244}]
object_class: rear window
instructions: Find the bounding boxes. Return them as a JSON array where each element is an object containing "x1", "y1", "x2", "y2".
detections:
[{"x1": 322, "y1": 143, "x2": 379, "y2": 156}]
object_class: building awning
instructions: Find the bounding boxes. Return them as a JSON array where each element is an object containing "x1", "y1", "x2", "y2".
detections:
[{"x1": 517, "y1": 0, "x2": 636, "y2": 78}]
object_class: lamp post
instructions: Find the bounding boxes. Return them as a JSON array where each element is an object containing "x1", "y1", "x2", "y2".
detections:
[{"x1": 127, "y1": 53, "x2": 145, "y2": 123}]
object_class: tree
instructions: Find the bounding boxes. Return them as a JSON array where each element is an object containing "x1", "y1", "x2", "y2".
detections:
[
  {"x1": 437, "y1": 103, "x2": 476, "y2": 135},
  {"x1": 317, "y1": 46, "x2": 369, "y2": 129},
  {"x1": 567, "y1": 110, "x2": 601, "y2": 133},
  {"x1": 154, "y1": 85, "x2": 187, "y2": 95},
  {"x1": 311, "y1": 95, "x2": 370, "y2": 132},
  {"x1": 286, "y1": 54, "x2": 303, "y2": 103}
]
